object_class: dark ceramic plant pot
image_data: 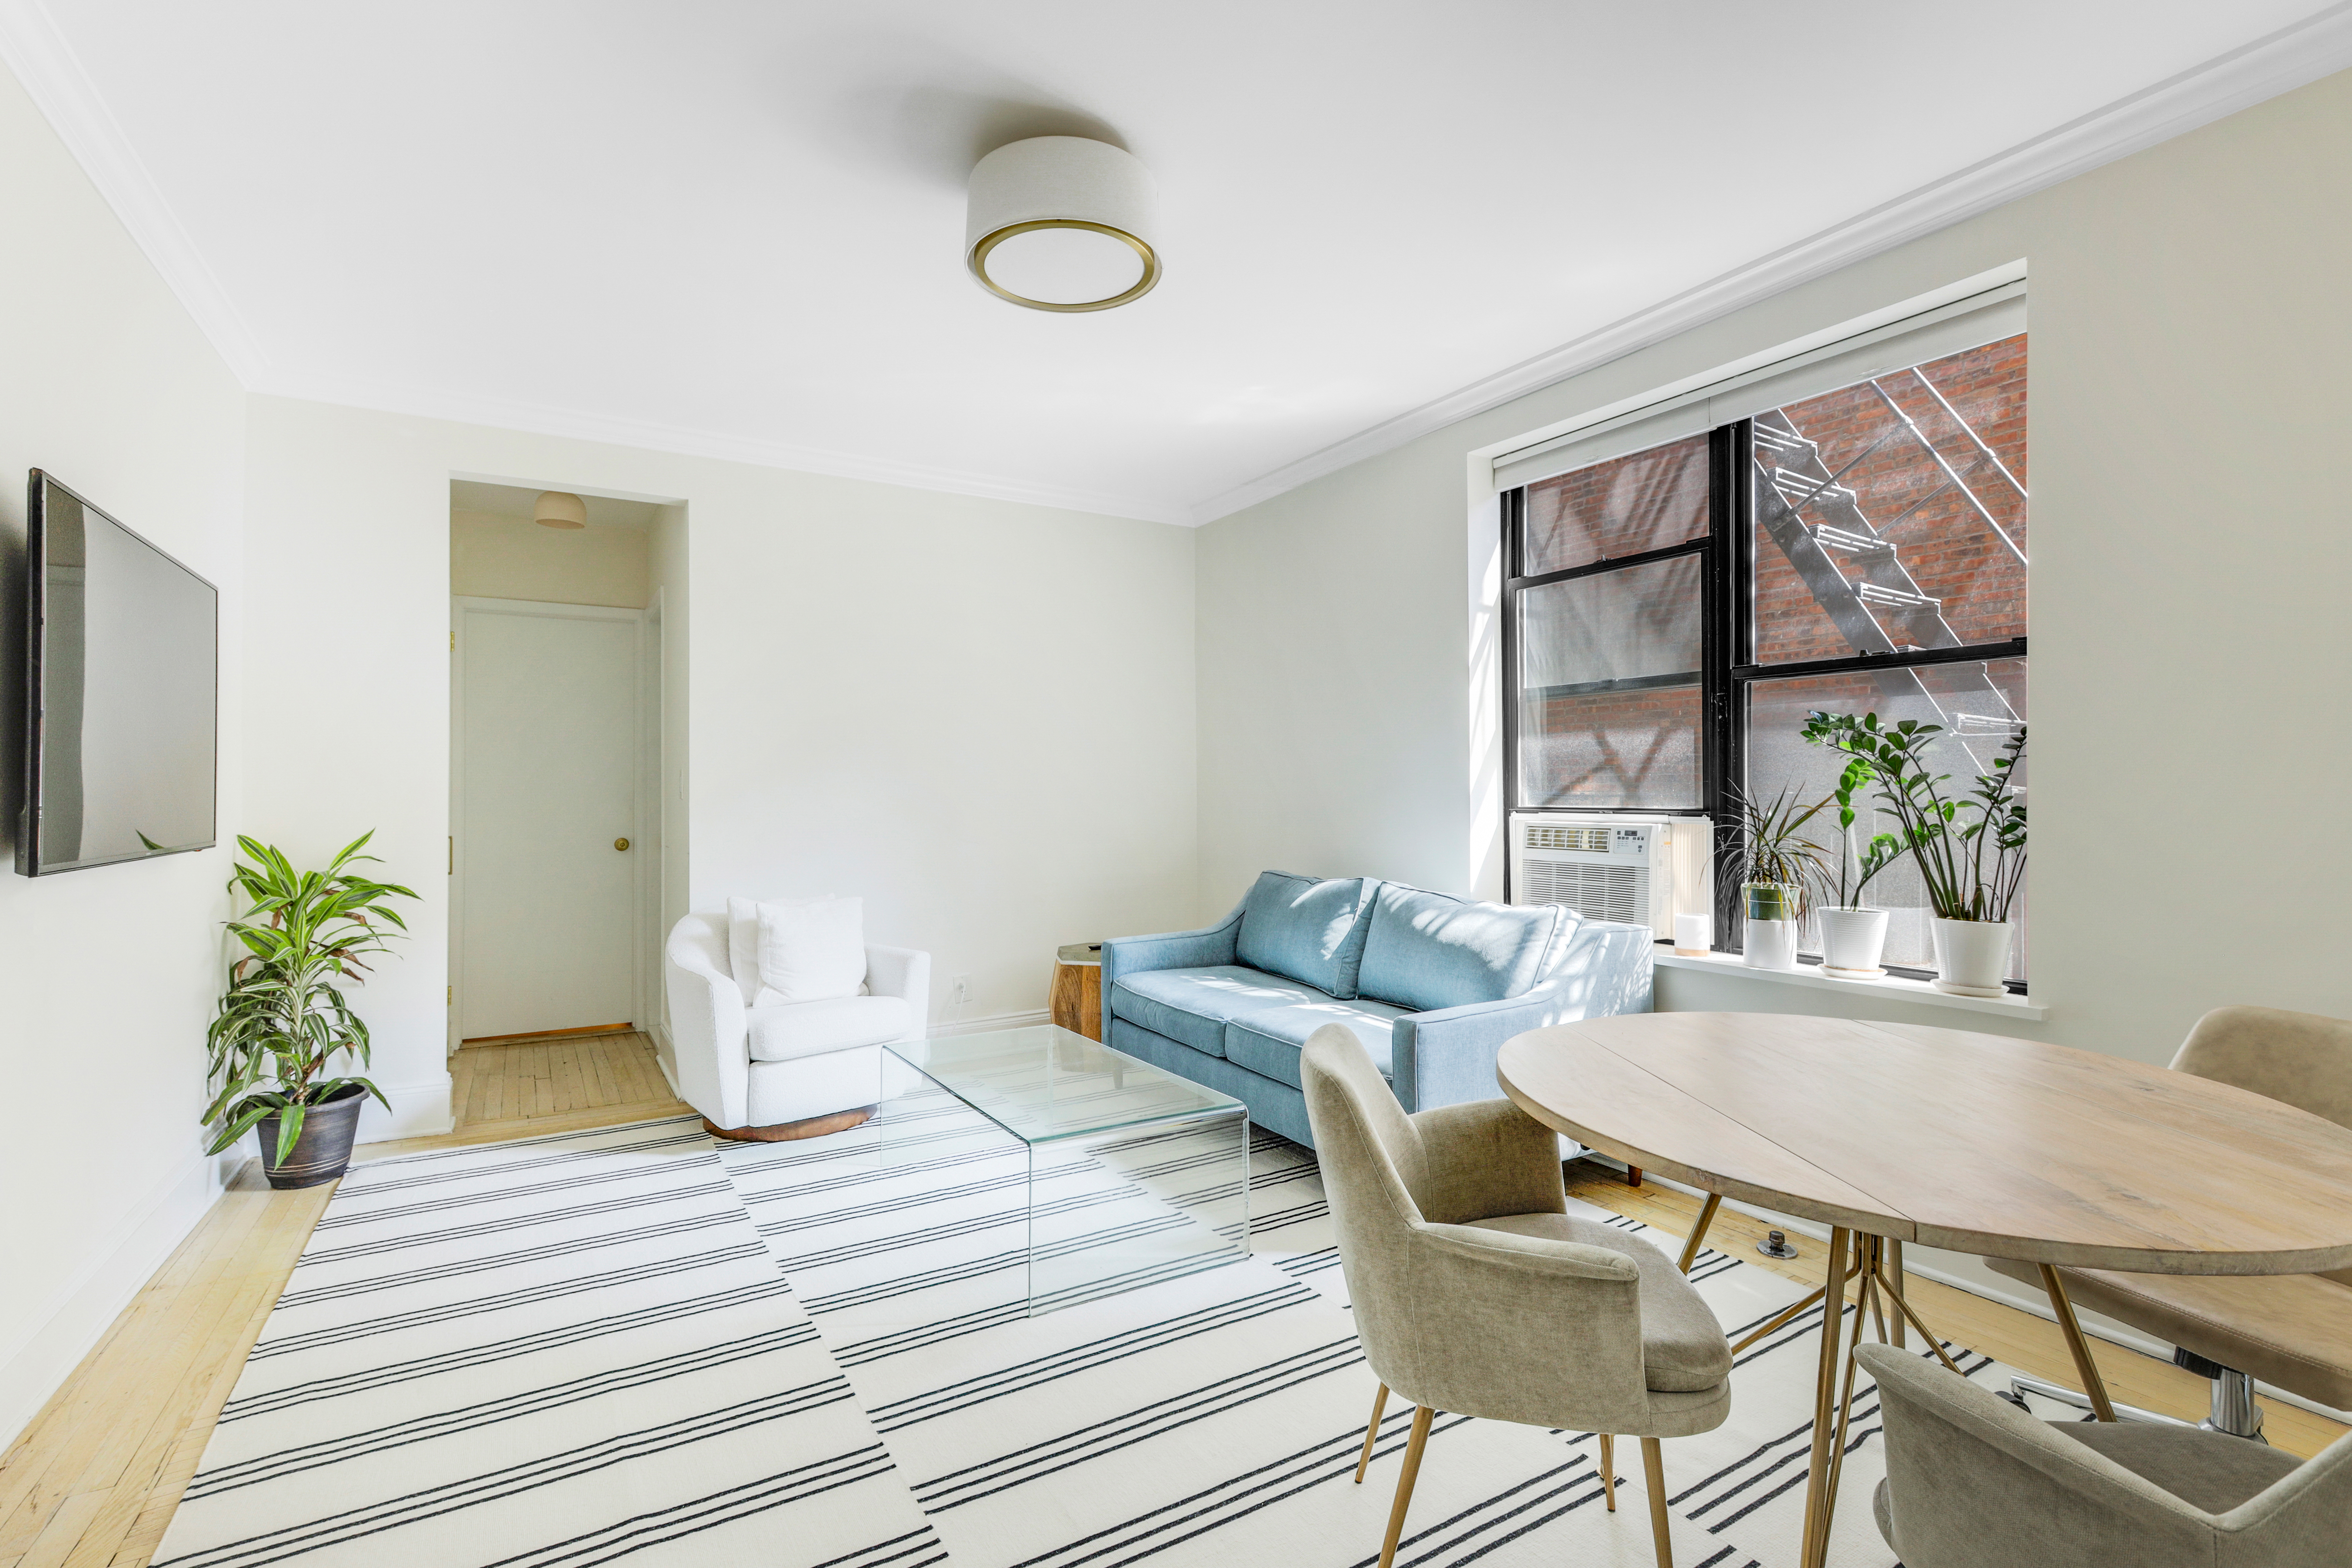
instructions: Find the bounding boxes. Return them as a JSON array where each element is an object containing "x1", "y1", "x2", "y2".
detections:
[{"x1": 257, "y1": 1083, "x2": 366, "y2": 1190}]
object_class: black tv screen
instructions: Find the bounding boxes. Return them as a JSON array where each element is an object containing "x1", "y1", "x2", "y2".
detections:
[{"x1": 17, "y1": 470, "x2": 217, "y2": 876}]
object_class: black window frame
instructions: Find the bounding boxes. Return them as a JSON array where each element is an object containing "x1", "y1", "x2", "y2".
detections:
[{"x1": 1502, "y1": 420, "x2": 2030, "y2": 989}]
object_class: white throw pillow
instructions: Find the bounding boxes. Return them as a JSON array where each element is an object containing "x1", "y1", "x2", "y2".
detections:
[{"x1": 753, "y1": 895, "x2": 867, "y2": 1006}]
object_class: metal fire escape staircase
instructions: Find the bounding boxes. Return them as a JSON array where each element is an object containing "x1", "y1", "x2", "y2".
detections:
[{"x1": 1751, "y1": 372, "x2": 2026, "y2": 768}]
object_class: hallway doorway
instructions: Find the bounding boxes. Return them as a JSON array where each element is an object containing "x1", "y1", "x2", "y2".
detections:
[{"x1": 448, "y1": 480, "x2": 676, "y2": 1051}]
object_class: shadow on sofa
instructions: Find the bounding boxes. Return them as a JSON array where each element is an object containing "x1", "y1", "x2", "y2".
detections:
[{"x1": 1103, "y1": 870, "x2": 1654, "y2": 1148}]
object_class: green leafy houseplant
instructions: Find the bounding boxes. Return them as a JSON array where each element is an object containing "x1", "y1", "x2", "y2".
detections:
[
  {"x1": 1823, "y1": 754, "x2": 1906, "y2": 910},
  {"x1": 1799, "y1": 713, "x2": 2028, "y2": 922},
  {"x1": 1722, "y1": 783, "x2": 1835, "y2": 923},
  {"x1": 204, "y1": 833, "x2": 417, "y2": 1169}
]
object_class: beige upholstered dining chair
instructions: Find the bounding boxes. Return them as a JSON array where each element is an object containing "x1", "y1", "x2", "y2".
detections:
[
  {"x1": 1863, "y1": 1343, "x2": 2352, "y2": 1566},
  {"x1": 1298, "y1": 1024, "x2": 1731, "y2": 1568},
  {"x1": 1987, "y1": 1005, "x2": 2352, "y2": 1440}
]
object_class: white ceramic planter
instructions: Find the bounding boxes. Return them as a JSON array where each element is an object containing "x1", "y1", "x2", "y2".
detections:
[
  {"x1": 1744, "y1": 918, "x2": 1800, "y2": 971},
  {"x1": 1818, "y1": 907, "x2": 1890, "y2": 978},
  {"x1": 1932, "y1": 918, "x2": 2014, "y2": 996}
]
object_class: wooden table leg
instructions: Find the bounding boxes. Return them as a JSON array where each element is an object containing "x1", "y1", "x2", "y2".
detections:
[
  {"x1": 1887, "y1": 1240, "x2": 1905, "y2": 1349},
  {"x1": 2038, "y1": 1263, "x2": 2117, "y2": 1421},
  {"x1": 1677, "y1": 1192, "x2": 1722, "y2": 1274},
  {"x1": 1798, "y1": 1225, "x2": 1850, "y2": 1568}
]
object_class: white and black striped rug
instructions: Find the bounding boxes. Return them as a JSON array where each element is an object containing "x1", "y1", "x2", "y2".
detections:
[
  {"x1": 156, "y1": 1117, "x2": 946, "y2": 1568},
  {"x1": 162, "y1": 1103, "x2": 2043, "y2": 1568}
]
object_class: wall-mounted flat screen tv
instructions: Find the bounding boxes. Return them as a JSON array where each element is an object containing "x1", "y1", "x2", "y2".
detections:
[{"x1": 16, "y1": 470, "x2": 217, "y2": 876}]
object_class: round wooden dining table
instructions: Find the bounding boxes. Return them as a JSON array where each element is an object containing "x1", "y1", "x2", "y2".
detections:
[{"x1": 1495, "y1": 1010, "x2": 2352, "y2": 1568}]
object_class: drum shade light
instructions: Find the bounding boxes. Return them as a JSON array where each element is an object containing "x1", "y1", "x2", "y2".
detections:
[
  {"x1": 966, "y1": 136, "x2": 1160, "y2": 313},
  {"x1": 534, "y1": 491, "x2": 587, "y2": 529}
]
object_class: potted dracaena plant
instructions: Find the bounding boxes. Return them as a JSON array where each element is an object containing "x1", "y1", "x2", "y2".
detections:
[
  {"x1": 1721, "y1": 784, "x2": 1835, "y2": 971},
  {"x1": 203, "y1": 833, "x2": 418, "y2": 1188},
  {"x1": 1815, "y1": 754, "x2": 1906, "y2": 979},
  {"x1": 1801, "y1": 712, "x2": 2027, "y2": 995}
]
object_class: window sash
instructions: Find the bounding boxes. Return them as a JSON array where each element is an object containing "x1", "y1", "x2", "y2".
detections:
[
  {"x1": 1503, "y1": 416, "x2": 2029, "y2": 991},
  {"x1": 1491, "y1": 284, "x2": 2025, "y2": 493}
]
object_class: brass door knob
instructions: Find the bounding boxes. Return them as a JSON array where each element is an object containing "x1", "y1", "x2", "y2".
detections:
[{"x1": 613, "y1": 837, "x2": 631, "y2": 851}]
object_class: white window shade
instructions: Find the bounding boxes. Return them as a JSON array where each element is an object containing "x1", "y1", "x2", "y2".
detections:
[{"x1": 1493, "y1": 282, "x2": 2027, "y2": 494}]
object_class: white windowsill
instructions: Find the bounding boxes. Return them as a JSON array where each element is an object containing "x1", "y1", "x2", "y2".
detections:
[{"x1": 1654, "y1": 947, "x2": 2049, "y2": 1021}]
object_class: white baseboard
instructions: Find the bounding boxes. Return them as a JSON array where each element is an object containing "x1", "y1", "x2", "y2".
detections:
[
  {"x1": 927, "y1": 1007, "x2": 1051, "y2": 1039},
  {"x1": 354, "y1": 1072, "x2": 455, "y2": 1146},
  {"x1": 0, "y1": 1151, "x2": 232, "y2": 1450},
  {"x1": 1607, "y1": 1162, "x2": 2352, "y2": 1425}
]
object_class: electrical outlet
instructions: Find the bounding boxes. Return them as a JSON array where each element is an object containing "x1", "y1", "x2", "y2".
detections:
[{"x1": 949, "y1": 975, "x2": 971, "y2": 1008}]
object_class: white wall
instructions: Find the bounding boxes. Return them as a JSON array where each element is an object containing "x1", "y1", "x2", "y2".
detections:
[
  {"x1": 0, "y1": 63, "x2": 247, "y2": 1444},
  {"x1": 450, "y1": 507, "x2": 651, "y2": 607},
  {"x1": 245, "y1": 398, "x2": 1198, "y2": 1140},
  {"x1": 1195, "y1": 66, "x2": 2352, "y2": 1358},
  {"x1": 647, "y1": 502, "x2": 689, "y2": 1079},
  {"x1": 1199, "y1": 64, "x2": 2352, "y2": 1066}
]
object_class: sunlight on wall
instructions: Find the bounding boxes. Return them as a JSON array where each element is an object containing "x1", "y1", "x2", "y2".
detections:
[{"x1": 1465, "y1": 489, "x2": 1505, "y2": 900}]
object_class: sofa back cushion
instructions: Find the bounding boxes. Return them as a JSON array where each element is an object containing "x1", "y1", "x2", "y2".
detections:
[
  {"x1": 1356, "y1": 883, "x2": 1574, "y2": 1013},
  {"x1": 1235, "y1": 871, "x2": 1378, "y2": 1000}
]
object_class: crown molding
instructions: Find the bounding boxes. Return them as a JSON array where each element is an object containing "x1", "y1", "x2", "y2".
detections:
[
  {"x1": 0, "y1": 0, "x2": 271, "y2": 383},
  {"x1": 1187, "y1": 2, "x2": 2352, "y2": 526},
  {"x1": 261, "y1": 371, "x2": 1194, "y2": 525}
]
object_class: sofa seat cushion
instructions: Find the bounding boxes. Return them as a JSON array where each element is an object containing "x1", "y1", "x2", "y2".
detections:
[
  {"x1": 1225, "y1": 997, "x2": 1402, "y2": 1089},
  {"x1": 1235, "y1": 871, "x2": 1378, "y2": 999},
  {"x1": 1110, "y1": 965, "x2": 1341, "y2": 1058},
  {"x1": 1469, "y1": 1212, "x2": 1733, "y2": 1392},
  {"x1": 1356, "y1": 883, "x2": 1574, "y2": 1014},
  {"x1": 746, "y1": 995, "x2": 911, "y2": 1062}
]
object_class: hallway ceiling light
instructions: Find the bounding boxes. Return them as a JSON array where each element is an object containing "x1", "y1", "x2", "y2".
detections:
[
  {"x1": 534, "y1": 491, "x2": 587, "y2": 529},
  {"x1": 965, "y1": 136, "x2": 1160, "y2": 314}
]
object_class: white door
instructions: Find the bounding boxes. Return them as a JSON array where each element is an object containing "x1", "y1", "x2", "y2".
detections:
[{"x1": 457, "y1": 601, "x2": 640, "y2": 1038}]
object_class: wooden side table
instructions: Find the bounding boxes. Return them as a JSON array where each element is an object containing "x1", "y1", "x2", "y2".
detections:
[{"x1": 1049, "y1": 942, "x2": 1103, "y2": 1041}]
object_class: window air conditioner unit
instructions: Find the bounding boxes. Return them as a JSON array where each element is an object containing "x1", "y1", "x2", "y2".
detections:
[{"x1": 1507, "y1": 812, "x2": 1712, "y2": 939}]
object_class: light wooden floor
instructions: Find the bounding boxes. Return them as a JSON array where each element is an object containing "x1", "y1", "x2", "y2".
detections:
[
  {"x1": 0, "y1": 1162, "x2": 332, "y2": 1568},
  {"x1": 1563, "y1": 1166, "x2": 2351, "y2": 1459},
  {"x1": 0, "y1": 1033, "x2": 690, "y2": 1568},
  {"x1": 440, "y1": 1029, "x2": 686, "y2": 1146}
]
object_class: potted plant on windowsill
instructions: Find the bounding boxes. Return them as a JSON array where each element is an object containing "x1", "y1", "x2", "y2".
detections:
[
  {"x1": 1724, "y1": 785, "x2": 1833, "y2": 972},
  {"x1": 203, "y1": 833, "x2": 418, "y2": 1189},
  {"x1": 1801, "y1": 713, "x2": 2027, "y2": 996},
  {"x1": 1815, "y1": 755, "x2": 1905, "y2": 979}
]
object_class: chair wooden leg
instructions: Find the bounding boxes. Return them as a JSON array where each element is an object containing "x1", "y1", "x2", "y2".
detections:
[
  {"x1": 1598, "y1": 1433, "x2": 1616, "y2": 1511},
  {"x1": 1377, "y1": 1405, "x2": 1435, "y2": 1568},
  {"x1": 1640, "y1": 1436, "x2": 1673, "y2": 1568},
  {"x1": 1354, "y1": 1383, "x2": 1389, "y2": 1484}
]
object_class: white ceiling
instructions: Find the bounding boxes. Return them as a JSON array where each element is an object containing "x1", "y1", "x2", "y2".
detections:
[{"x1": 13, "y1": 2, "x2": 2351, "y2": 523}]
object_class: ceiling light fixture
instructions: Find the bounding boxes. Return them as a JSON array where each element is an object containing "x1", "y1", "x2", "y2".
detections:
[
  {"x1": 965, "y1": 136, "x2": 1159, "y2": 314},
  {"x1": 534, "y1": 490, "x2": 587, "y2": 529}
]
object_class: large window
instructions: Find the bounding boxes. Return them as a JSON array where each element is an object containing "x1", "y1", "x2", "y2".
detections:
[{"x1": 1504, "y1": 329, "x2": 2029, "y2": 981}]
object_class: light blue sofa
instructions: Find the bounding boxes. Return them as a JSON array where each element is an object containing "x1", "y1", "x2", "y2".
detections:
[{"x1": 1103, "y1": 871, "x2": 1654, "y2": 1148}]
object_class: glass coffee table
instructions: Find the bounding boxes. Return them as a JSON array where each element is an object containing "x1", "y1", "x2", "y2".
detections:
[{"x1": 882, "y1": 1024, "x2": 1250, "y2": 1316}]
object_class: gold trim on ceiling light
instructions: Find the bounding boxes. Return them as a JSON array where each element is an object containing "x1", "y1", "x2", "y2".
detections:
[{"x1": 967, "y1": 220, "x2": 1162, "y2": 314}]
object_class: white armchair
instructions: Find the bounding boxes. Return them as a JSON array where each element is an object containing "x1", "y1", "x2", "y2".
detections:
[{"x1": 664, "y1": 911, "x2": 931, "y2": 1140}]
